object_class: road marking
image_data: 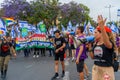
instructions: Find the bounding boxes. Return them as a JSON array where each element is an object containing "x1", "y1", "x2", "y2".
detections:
[
  {"x1": 63, "y1": 71, "x2": 70, "y2": 80},
  {"x1": 63, "y1": 58, "x2": 70, "y2": 80},
  {"x1": 65, "y1": 58, "x2": 70, "y2": 66},
  {"x1": 26, "y1": 64, "x2": 33, "y2": 69}
]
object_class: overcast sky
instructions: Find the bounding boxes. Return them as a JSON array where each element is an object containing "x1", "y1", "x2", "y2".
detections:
[{"x1": 0, "y1": 0, "x2": 120, "y2": 22}]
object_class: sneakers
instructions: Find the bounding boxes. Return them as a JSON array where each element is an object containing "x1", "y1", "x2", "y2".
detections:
[
  {"x1": 33, "y1": 55, "x2": 39, "y2": 58},
  {"x1": 72, "y1": 57, "x2": 75, "y2": 62},
  {"x1": 36, "y1": 55, "x2": 39, "y2": 58},
  {"x1": 61, "y1": 73, "x2": 65, "y2": 78},
  {"x1": 33, "y1": 55, "x2": 36, "y2": 58},
  {"x1": 51, "y1": 73, "x2": 59, "y2": 80},
  {"x1": 84, "y1": 75, "x2": 89, "y2": 80}
]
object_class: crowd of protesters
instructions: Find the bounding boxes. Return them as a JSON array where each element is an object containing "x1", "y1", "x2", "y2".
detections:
[{"x1": 0, "y1": 15, "x2": 120, "y2": 80}]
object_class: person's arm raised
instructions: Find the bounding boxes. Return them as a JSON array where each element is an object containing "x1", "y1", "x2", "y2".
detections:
[{"x1": 97, "y1": 15, "x2": 112, "y2": 49}]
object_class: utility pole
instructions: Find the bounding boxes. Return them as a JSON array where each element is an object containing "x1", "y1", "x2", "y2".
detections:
[{"x1": 105, "y1": 5, "x2": 114, "y2": 22}]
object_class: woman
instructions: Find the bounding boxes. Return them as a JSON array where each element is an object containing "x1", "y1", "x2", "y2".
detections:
[
  {"x1": 0, "y1": 36, "x2": 16, "y2": 79},
  {"x1": 88, "y1": 15, "x2": 115, "y2": 80}
]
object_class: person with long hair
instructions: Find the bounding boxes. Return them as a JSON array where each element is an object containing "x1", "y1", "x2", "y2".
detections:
[{"x1": 88, "y1": 15, "x2": 116, "y2": 80}]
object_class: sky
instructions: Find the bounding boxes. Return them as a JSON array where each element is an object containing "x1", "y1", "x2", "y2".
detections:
[{"x1": 0, "y1": 0, "x2": 120, "y2": 22}]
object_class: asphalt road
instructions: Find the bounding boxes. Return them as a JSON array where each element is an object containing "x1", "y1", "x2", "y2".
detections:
[{"x1": 1, "y1": 51, "x2": 120, "y2": 80}]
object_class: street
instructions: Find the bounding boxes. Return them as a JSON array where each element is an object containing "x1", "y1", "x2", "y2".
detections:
[{"x1": 4, "y1": 51, "x2": 120, "y2": 80}]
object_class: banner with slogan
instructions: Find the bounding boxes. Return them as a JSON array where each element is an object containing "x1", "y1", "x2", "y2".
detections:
[{"x1": 16, "y1": 33, "x2": 54, "y2": 51}]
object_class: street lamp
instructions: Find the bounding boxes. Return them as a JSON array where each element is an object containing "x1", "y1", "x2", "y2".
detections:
[{"x1": 105, "y1": 5, "x2": 114, "y2": 22}]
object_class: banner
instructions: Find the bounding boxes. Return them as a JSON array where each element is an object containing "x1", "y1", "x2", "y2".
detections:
[{"x1": 16, "y1": 33, "x2": 53, "y2": 51}]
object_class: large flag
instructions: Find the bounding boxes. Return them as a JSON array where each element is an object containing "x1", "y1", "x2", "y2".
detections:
[
  {"x1": 110, "y1": 22, "x2": 119, "y2": 34},
  {"x1": 2, "y1": 17, "x2": 15, "y2": 26},
  {"x1": 0, "y1": 18, "x2": 7, "y2": 35}
]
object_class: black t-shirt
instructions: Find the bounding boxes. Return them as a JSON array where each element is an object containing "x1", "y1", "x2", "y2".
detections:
[
  {"x1": 0, "y1": 42, "x2": 12, "y2": 57},
  {"x1": 54, "y1": 37, "x2": 66, "y2": 53},
  {"x1": 93, "y1": 43, "x2": 114, "y2": 67}
]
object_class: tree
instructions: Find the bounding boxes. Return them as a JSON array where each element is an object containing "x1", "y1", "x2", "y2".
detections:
[
  {"x1": 59, "y1": 1, "x2": 90, "y2": 28},
  {"x1": 1, "y1": 0, "x2": 31, "y2": 19},
  {"x1": 29, "y1": 0, "x2": 60, "y2": 28}
]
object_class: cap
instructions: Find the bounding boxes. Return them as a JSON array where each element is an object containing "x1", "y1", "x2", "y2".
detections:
[{"x1": 96, "y1": 26, "x2": 112, "y2": 33}]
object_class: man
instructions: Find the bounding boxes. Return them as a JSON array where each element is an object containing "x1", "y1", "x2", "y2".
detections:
[
  {"x1": 51, "y1": 30, "x2": 66, "y2": 80},
  {"x1": 0, "y1": 36, "x2": 16, "y2": 79},
  {"x1": 75, "y1": 26, "x2": 87, "y2": 80}
]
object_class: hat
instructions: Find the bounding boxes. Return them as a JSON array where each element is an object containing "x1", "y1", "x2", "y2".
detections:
[
  {"x1": 96, "y1": 26, "x2": 112, "y2": 33},
  {"x1": 54, "y1": 30, "x2": 60, "y2": 34}
]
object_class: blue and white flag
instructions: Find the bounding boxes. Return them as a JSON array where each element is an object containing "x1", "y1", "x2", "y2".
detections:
[
  {"x1": 67, "y1": 21, "x2": 72, "y2": 31},
  {"x1": 61, "y1": 24, "x2": 66, "y2": 31},
  {"x1": 18, "y1": 20, "x2": 28, "y2": 28},
  {"x1": 0, "y1": 18, "x2": 7, "y2": 35},
  {"x1": 84, "y1": 21, "x2": 95, "y2": 35},
  {"x1": 117, "y1": 9, "x2": 120, "y2": 16},
  {"x1": 110, "y1": 22, "x2": 119, "y2": 34}
]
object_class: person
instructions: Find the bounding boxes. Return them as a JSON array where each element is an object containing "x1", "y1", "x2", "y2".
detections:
[
  {"x1": 65, "y1": 35, "x2": 70, "y2": 59},
  {"x1": 51, "y1": 30, "x2": 66, "y2": 80},
  {"x1": 0, "y1": 36, "x2": 16, "y2": 79},
  {"x1": 88, "y1": 15, "x2": 115, "y2": 80},
  {"x1": 33, "y1": 47, "x2": 39, "y2": 58},
  {"x1": 75, "y1": 26, "x2": 87, "y2": 80},
  {"x1": 69, "y1": 35, "x2": 76, "y2": 61}
]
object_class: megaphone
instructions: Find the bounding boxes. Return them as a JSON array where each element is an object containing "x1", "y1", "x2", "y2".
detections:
[
  {"x1": 62, "y1": 31, "x2": 75, "y2": 37},
  {"x1": 78, "y1": 36, "x2": 95, "y2": 43},
  {"x1": 73, "y1": 36, "x2": 95, "y2": 48}
]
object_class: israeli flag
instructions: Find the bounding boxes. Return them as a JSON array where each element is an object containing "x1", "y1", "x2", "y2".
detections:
[
  {"x1": 67, "y1": 21, "x2": 72, "y2": 31},
  {"x1": 18, "y1": 20, "x2": 28, "y2": 28},
  {"x1": 0, "y1": 18, "x2": 7, "y2": 35},
  {"x1": 11, "y1": 26, "x2": 15, "y2": 38},
  {"x1": 61, "y1": 24, "x2": 66, "y2": 31},
  {"x1": 117, "y1": 9, "x2": 120, "y2": 16},
  {"x1": 84, "y1": 22, "x2": 95, "y2": 35},
  {"x1": 110, "y1": 22, "x2": 119, "y2": 34}
]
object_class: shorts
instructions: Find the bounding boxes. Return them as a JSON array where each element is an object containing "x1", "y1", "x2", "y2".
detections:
[
  {"x1": 92, "y1": 65, "x2": 115, "y2": 80},
  {"x1": 76, "y1": 60, "x2": 84, "y2": 73},
  {"x1": 71, "y1": 44, "x2": 75, "y2": 49},
  {"x1": 54, "y1": 53, "x2": 64, "y2": 61}
]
